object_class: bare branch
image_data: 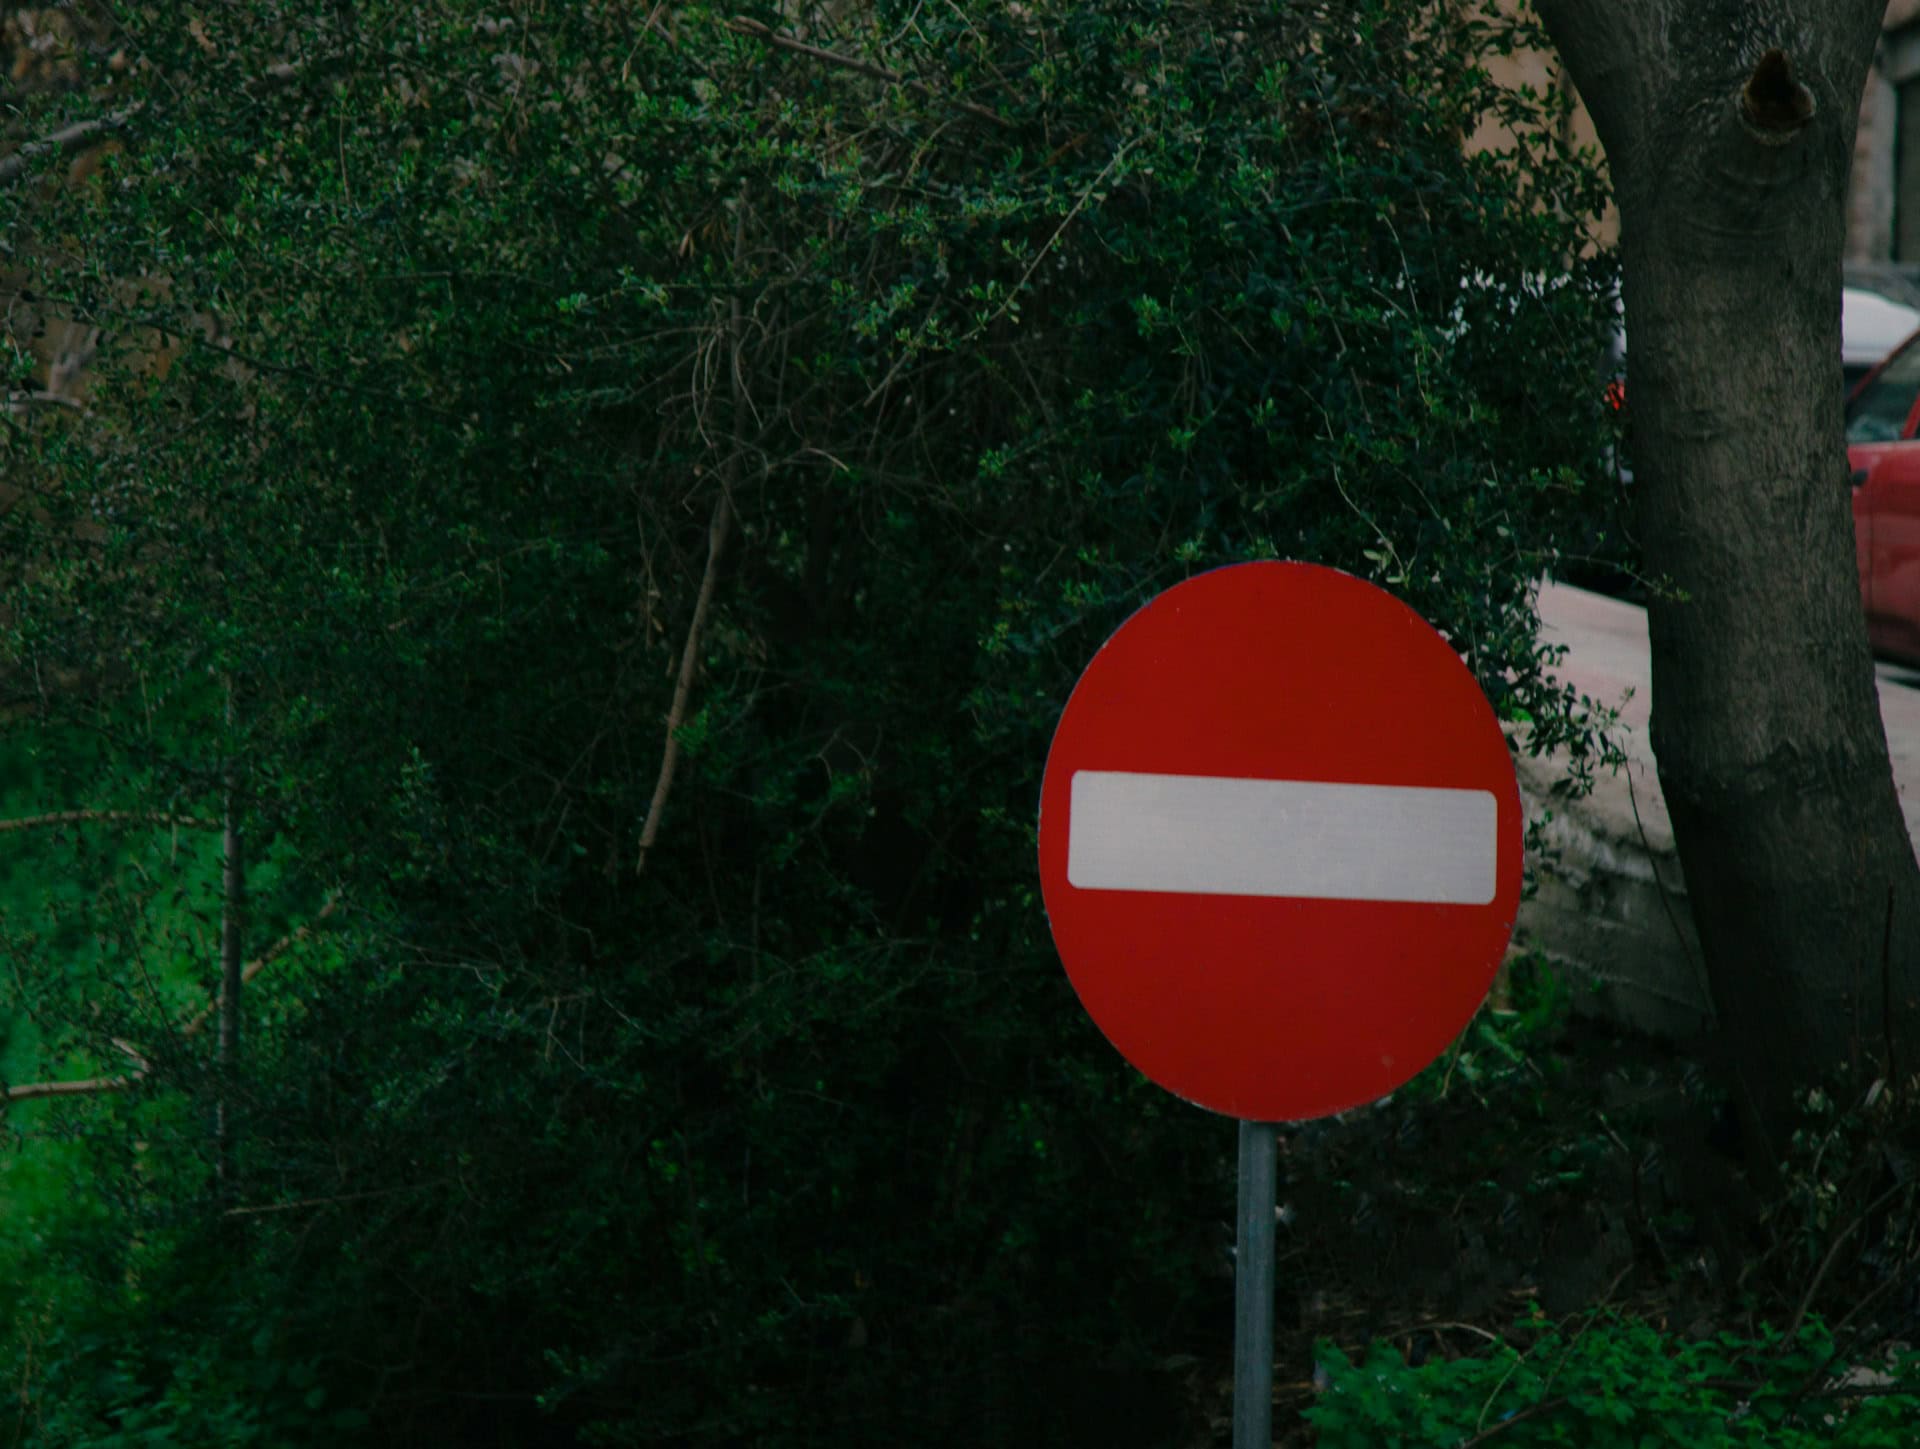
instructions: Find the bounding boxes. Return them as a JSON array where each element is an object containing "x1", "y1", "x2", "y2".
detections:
[
  {"x1": 2, "y1": 893, "x2": 342, "y2": 1114},
  {"x1": 222, "y1": 1179, "x2": 450, "y2": 1217},
  {"x1": 1531, "y1": 2, "x2": 1648, "y2": 163},
  {"x1": 636, "y1": 491, "x2": 732, "y2": 876},
  {"x1": 19, "y1": 293, "x2": 462, "y2": 421},
  {"x1": 108, "y1": 1036, "x2": 150, "y2": 1071},
  {"x1": 942, "y1": 136, "x2": 1137, "y2": 364},
  {"x1": 1, "y1": 391, "x2": 86, "y2": 413},
  {"x1": 0, "y1": 810, "x2": 220, "y2": 834},
  {"x1": 179, "y1": 890, "x2": 342, "y2": 1039},
  {"x1": 637, "y1": 195, "x2": 747, "y2": 877},
  {"x1": 214, "y1": 695, "x2": 245, "y2": 1194},
  {"x1": 1, "y1": 1073, "x2": 141, "y2": 1105},
  {"x1": 723, "y1": 16, "x2": 1009, "y2": 128},
  {"x1": 0, "y1": 107, "x2": 142, "y2": 188}
]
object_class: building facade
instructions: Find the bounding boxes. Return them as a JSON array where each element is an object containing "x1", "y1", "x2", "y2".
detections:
[
  {"x1": 1851, "y1": 1, "x2": 1920, "y2": 266},
  {"x1": 1483, "y1": 4, "x2": 1920, "y2": 271}
]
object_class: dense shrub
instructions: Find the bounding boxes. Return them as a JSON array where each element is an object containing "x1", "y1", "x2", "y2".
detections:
[
  {"x1": 2, "y1": 2, "x2": 1617, "y2": 1443},
  {"x1": 1311, "y1": 1315, "x2": 1920, "y2": 1447}
]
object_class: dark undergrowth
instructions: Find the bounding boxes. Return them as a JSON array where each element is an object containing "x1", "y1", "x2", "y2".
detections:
[{"x1": 1173, "y1": 956, "x2": 1920, "y2": 1446}]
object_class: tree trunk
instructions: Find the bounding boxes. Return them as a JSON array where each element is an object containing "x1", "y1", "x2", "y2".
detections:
[{"x1": 1537, "y1": 0, "x2": 1920, "y2": 1150}]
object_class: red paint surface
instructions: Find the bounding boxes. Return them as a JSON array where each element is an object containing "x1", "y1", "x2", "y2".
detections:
[
  {"x1": 1037, "y1": 562, "x2": 1523, "y2": 1122},
  {"x1": 1842, "y1": 324, "x2": 1920, "y2": 664}
]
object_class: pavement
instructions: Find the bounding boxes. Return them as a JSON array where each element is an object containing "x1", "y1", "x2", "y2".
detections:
[
  {"x1": 1534, "y1": 580, "x2": 1920, "y2": 841},
  {"x1": 1512, "y1": 582, "x2": 1920, "y2": 1036}
]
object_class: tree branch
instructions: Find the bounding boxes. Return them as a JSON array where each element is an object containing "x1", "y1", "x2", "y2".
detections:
[
  {"x1": 179, "y1": 890, "x2": 342, "y2": 1039},
  {"x1": 635, "y1": 490, "x2": 732, "y2": 876},
  {"x1": 1455, "y1": 1394, "x2": 1569, "y2": 1449},
  {"x1": 637, "y1": 194, "x2": 747, "y2": 877},
  {"x1": 0, "y1": 809, "x2": 220, "y2": 834},
  {"x1": 1, "y1": 1073, "x2": 141, "y2": 1105},
  {"x1": 1532, "y1": 2, "x2": 1649, "y2": 166},
  {"x1": 2, "y1": 893, "x2": 342, "y2": 1113},
  {"x1": 1, "y1": 391, "x2": 86, "y2": 414},
  {"x1": 0, "y1": 107, "x2": 141, "y2": 188},
  {"x1": 108, "y1": 1037, "x2": 150, "y2": 1071},
  {"x1": 723, "y1": 16, "x2": 1009, "y2": 128},
  {"x1": 222, "y1": 1179, "x2": 450, "y2": 1217},
  {"x1": 20, "y1": 294, "x2": 462, "y2": 420}
]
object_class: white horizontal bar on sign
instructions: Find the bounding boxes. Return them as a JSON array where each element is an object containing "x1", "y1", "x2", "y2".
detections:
[{"x1": 1066, "y1": 770, "x2": 1498, "y2": 905}]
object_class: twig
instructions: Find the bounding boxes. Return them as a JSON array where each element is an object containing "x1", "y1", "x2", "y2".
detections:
[
  {"x1": 1785, "y1": 1176, "x2": 1915, "y2": 1342},
  {"x1": 1, "y1": 391, "x2": 85, "y2": 412},
  {"x1": 1882, "y1": 883, "x2": 1898, "y2": 1093},
  {"x1": 178, "y1": 891, "x2": 342, "y2": 1039},
  {"x1": 1777, "y1": 1262, "x2": 1920, "y2": 1416},
  {"x1": 1456, "y1": 1394, "x2": 1569, "y2": 1448},
  {"x1": 3, "y1": 893, "x2": 341, "y2": 1113},
  {"x1": 0, "y1": 107, "x2": 142, "y2": 188},
  {"x1": 214, "y1": 687, "x2": 246, "y2": 1196},
  {"x1": 636, "y1": 492, "x2": 732, "y2": 876},
  {"x1": 1, "y1": 1073, "x2": 141, "y2": 1105},
  {"x1": 1436, "y1": 1020, "x2": 1471, "y2": 1098},
  {"x1": 0, "y1": 809, "x2": 218, "y2": 834},
  {"x1": 637, "y1": 200, "x2": 747, "y2": 876},
  {"x1": 222, "y1": 1180, "x2": 447, "y2": 1217},
  {"x1": 723, "y1": 16, "x2": 1008, "y2": 128},
  {"x1": 20, "y1": 294, "x2": 460, "y2": 419},
  {"x1": 1621, "y1": 759, "x2": 1708, "y2": 1008},
  {"x1": 946, "y1": 137, "x2": 1137, "y2": 360},
  {"x1": 108, "y1": 1037, "x2": 150, "y2": 1071}
]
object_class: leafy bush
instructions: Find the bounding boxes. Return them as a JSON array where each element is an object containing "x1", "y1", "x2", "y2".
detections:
[
  {"x1": 2, "y1": 2, "x2": 1618, "y2": 1444},
  {"x1": 1310, "y1": 1314, "x2": 1920, "y2": 1447}
]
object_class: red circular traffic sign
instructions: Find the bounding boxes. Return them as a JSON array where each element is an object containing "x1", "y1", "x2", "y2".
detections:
[{"x1": 1038, "y1": 562, "x2": 1522, "y2": 1122}]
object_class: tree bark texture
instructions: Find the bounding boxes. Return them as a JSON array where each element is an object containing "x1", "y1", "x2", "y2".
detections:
[{"x1": 1538, "y1": 0, "x2": 1920, "y2": 1142}]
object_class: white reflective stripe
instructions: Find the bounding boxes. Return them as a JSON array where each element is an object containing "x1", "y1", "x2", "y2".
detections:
[{"x1": 1066, "y1": 770, "x2": 1498, "y2": 905}]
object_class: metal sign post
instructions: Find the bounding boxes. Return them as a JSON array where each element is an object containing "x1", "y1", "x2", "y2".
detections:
[
  {"x1": 1036, "y1": 563, "x2": 1523, "y2": 1446},
  {"x1": 1233, "y1": 1119, "x2": 1278, "y2": 1449}
]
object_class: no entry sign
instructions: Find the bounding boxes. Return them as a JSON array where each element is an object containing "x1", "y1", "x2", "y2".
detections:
[{"x1": 1037, "y1": 561, "x2": 1522, "y2": 1122}]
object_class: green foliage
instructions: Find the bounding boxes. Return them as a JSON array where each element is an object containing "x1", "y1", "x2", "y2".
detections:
[
  {"x1": 1309, "y1": 1314, "x2": 1920, "y2": 1447},
  {"x1": 1401, "y1": 951, "x2": 1576, "y2": 1106},
  {"x1": 1, "y1": 1, "x2": 1619, "y2": 1444},
  {"x1": 1754, "y1": 1075, "x2": 1920, "y2": 1319}
]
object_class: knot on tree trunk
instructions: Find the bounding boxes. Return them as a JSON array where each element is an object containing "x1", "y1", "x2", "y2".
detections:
[{"x1": 1739, "y1": 48, "x2": 1815, "y2": 142}]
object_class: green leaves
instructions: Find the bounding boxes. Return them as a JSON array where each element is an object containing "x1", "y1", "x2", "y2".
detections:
[
  {"x1": 0, "y1": 1, "x2": 1626, "y2": 1444},
  {"x1": 1309, "y1": 1314, "x2": 1920, "y2": 1447}
]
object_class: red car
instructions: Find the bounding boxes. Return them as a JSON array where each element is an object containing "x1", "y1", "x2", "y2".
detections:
[
  {"x1": 1847, "y1": 325, "x2": 1920, "y2": 664},
  {"x1": 1607, "y1": 289, "x2": 1920, "y2": 629}
]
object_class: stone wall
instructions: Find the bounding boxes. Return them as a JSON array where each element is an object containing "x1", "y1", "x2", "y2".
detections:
[{"x1": 1514, "y1": 754, "x2": 1713, "y2": 1041}]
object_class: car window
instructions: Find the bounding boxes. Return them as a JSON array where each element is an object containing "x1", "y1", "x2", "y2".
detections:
[{"x1": 1847, "y1": 341, "x2": 1920, "y2": 443}]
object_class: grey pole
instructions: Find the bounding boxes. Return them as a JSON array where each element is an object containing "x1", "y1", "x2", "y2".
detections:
[{"x1": 1233, "y1": 1118, "x2": 1278, "y2": 1449}]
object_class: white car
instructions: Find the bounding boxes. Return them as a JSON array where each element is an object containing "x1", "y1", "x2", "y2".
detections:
[
  {"x1": 1610, "y1": 285, "x2": 1916, "y2": 396},
  {"x1": 1605, "y1": 285, "x2": 1920, "y2": 486},
  {"x1": 1843, "y1": 286, "x2": 1920, "y2": 392}
]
